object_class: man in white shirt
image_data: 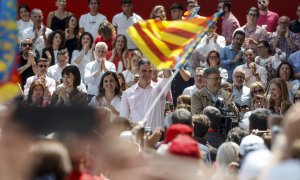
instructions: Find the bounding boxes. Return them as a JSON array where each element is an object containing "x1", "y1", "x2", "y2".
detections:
[
  {"x1": 120, "y1": 58, "x2": 172, "y2": 131},
  {"x1": 112, "y1": 0, "x2": 143, "y2": 50},
  {"x1": 23, "y1": 58, "x2": 56, "y2": 100},
  {"x1": 22, "y1": 9, "x2": 52, "y2": 56},
  {"x1": 182, "y1": 67, "x2": 205, "y2": 96},
  {"x1": 79, "y1": 0, "x2": 107, "y2": 39},
  {"x1": 84, "y1": 42, "x2": 116, "y2": 101}
]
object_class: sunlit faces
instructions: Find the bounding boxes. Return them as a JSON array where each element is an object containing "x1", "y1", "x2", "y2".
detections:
[
  {"x1": 233, "y1": 71, "x2": 245, "y2": 87},
  {"x1": 171, "y1": 9, "x2": 183, "y2": 20},
  {"x1": 138, "y1": 64, "x2": 153, "y2": 84},
  {"x1": 205, "y1": 73, "x2": 221, "y2": 92},
  {"x1": 122, "y1": 3, "x2": 133, "y2": 15},
  {"x1": 103, "y1": 74, "x2": 117, "y2": 91},
  {"x1": 115, "y1": 36, "x2": 125, "y2": 50},
  {"x1": 32, "y1": 85, "x2": 44, "y2": 99},
  {"x1": 22, "y1": 39, "x2": 33, "y2": 51},
  {"x1": 130, "y1": 55, "x2": 140, "y2": 68},
  {"x1": 208, "y1": 52, "x2": 220, "y2": 68},
  {"x1": 155, "y1": 7, "x2": 166, "y2": 20},
  {"x1": 279, "y1": 64, "x2": 291, "y2": 81},
  {"x1": 244, "y1": 49, "x2": 255, "y2": 64},
  {"x1": 117, "y1": 74, "x2": 124, "y2": 86},
  {"x1": 53, "y1": 33, "x2": 62, "y2": 47},
  {"x1": 252, "y1": 86, "x2": 264, "y2": 96},
  {"x1": 68, "y1": 16, "x2": 77, "y2": 29},
  {"x1": 32, "y1": 11, "x2": 43, "y2": 25},
  {"x1": 232, "y1": 34, "x2": 245, "y2": 49},
  {"x1": 269, "y1": 83, "x2": 282, "y2": 101},
  {"x1": 19, "y1": 7, "x2": 30, "y2": 20},
  {"x1": 81, "y1": 34, "x2": 92, "y2": 46},
  {"x1": 95, "y1": 46, "x2": 108, "y2": 60},
  {"x1": 57, "y1": 54, "x2": 69, "y2": 66},
  {"x1": 62, "y1": 72, "x2": 75, "y2": 88},
  {"x1": 194, "y1": 70, "x2": 205, "y2": 88}
]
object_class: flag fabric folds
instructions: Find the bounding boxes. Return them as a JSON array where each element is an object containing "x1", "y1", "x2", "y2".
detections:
[
  {"x1": 127, "y1": 12, "x2": 221, "y2": 70},
  {"x1": 0, "y1": 0, "x2": 21, "y2": 104}
]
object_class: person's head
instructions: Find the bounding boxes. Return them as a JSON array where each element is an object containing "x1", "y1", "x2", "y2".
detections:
[
  {"x1": 268, "y1": 78, "x2": 290, "y2": 104},
  {"x1": 170, "y1": 2, "x2": 184, "y2": 20},
  {"x1": 232, "y1": 67, "x2": 245, "y2": 88},
  {"x1": 246, "y1": 7, "x2": 259, "y2": 24},
  {"x1": 250, "y1": 82, "x2": 265, "y2": 98},
  {"x1": 78, "y1": 32, "x2": 94, "y2": 50},
  {"x1": 150, "y1": 5, "x2": 166, "y2": 20},
  {"x1": 138, "y1": 58, "x2": 153, "y2": 85},
  {"x1": 257, "y1": 0, "x2": 269, "y2": 11},
  {"x1": 192, "y1": 114, "x2": 210, "y2": 138},
  {"x1": 194, "y1": 67, "x2": 205, "y2": 89},
  {"x1": 294, "y1": 90, "x2": 300, "y2": 103},
  {"x1": 207, "y1": 50, "x2": 221, "y2": 68},
  {"x1": 88, "y1": 0, "x2": 99, "y2": 12},
  {"x1": 169, "y1": 108, "x2": 193, "y2": 127},
  {"x1": 55, "y1": 0, "x2": 67, "y2": 10},
  {"x1": 48, "y1": 30, "x2": 65, "y2": 48},
  {"x1": 127, "y1": 50, "x2": 142, "y2": 70},
  {"x1": 249, "y1": 108, "x2": 271, "y2": 131},
  {"x1": 216, "y1": 142, "x2": 240, "y2": 170},
  {"x1": 98, "y1": 71, "x2": 122, "y2": 98},
  {"x1": 177, "y1": 95, "x2": 192, "y2": 106},
  {"x1": 186, "y1": 0, "x2": 199, "y2": 11},
  {"x1": 217, "y1": 1, "x2": 232, "y2": 13},
  {"x1": 276, "y1": 62, "x2": 294, "y2": 81},
  {"x1": 203, "y1": 67, "x2": 221, "y2": 93},
  {"x1": 94, "y1": 42, "x2": 108, "y2": 61},
  {"x1": 36, "y1": 58, "x2": 49, "y2": 76},
  {"x1": 208, "y1": 23, "x2": 218, "y2": 34},
  {"x1": 18, "y1": 4, "x2": 30, "y2": 21},
  {"x1": 117, "y1": 72, "x2": 127, "y2": 91},
  {"x1": 28, "y1": 81, "x2": 45, "y2": 104},
  {"x1": 121, "y1": 0, "x2": 133, "y2": 16},
  {"x1": 21, "y1": 38, "x2": 34, "y2": 53},
  {"x1": 232, "y1": 30, "x2": 246, "y2": 48},
  {"x1": 220, "y1": 82, "x2": 233, "y2": 94},
  {"x1": 113, "y1": 34, "x2": 127, "y2": 52},
  {"x1": 66, "y1": 15, "x2": 79, "y2": 36},
  {"x1": 226, "y1": 127, "x2": 249, "y2": 145},
  {"x1": 98, "y1": 20, "x2": 115, "y2": 40},
  {"x1": 31, "y1": 9, "x2": 43, "y2": 27},
  {"x1": 244, "y1": 48, "x2": 256, "y2": 65},
  {"x1": 61, "y1": 65, "x2": 81, "y2": 88},
  {"x1": 57, "y1": 49, "x2": 69, "y2": 67},
  {"x1": 297, "y1": 5, "x2": 300, "y2": 19},
  {"x1": 203, "y1": 106, "x2": 222, "y2": 130},
  {"x1": 278, "y1": 16, "x2": 290, "y2": 32},
  {"x1": 257, "y1": 40, "x2": 273, "y2": 56}
]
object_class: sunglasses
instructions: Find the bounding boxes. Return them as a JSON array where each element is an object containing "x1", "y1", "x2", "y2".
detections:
[
  {"x1": 38, "y1": 65, "x2": 48, "y2": 68},
  {"x1": 253, "y1": 89, "x2": 264, "y2": 94},
  {"x1": 22, "y1": 43, "x2": 33, "y2": 47},
  {"x1": 294, "y1": 96, "x2": 300, "y2": 101}
]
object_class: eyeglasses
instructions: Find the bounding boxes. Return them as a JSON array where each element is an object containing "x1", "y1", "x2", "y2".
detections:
[
  {"x1": 38, "y1": 65, "x2": 48, "y2": 68},
  {"x1": 253, "y1": 89, "x2": 264, "y2": 94},
  {"x1": 294, "y1": 96, "x2": 300, "y2": 101},
  {"x1": 22, "y1": 43, "x2": 33, "y2": 47},
  {"x1": 205, "y1": 77, "x2": 222, "y2": 81},
  {"x1": 233, "y1": 75, "x2": 245, "y2": 79}
]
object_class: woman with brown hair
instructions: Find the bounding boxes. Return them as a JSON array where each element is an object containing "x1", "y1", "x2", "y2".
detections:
[
  {"x1": 94, "y1": 20, "x2": 116, "y2": 51},
  {"x1": 117, "y1": 72, "x2": 128, "y2": 92},
  {"x1": 23, "y1": 80, "x2": 48, "y2": 107},
  {"x1": 206, "y1": 50, "x2": 228, "y2": 83},
  {"x1": 122, "y1": 49, "x2": 142, "y2": 87}
]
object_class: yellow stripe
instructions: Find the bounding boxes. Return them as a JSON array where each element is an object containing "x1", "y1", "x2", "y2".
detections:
[
  {"x1": 161, "y1": 32, "x2": 190, "y2": 46},
  {"x1": 168, "y1": 21, "x2": 203, "y2": 33}
]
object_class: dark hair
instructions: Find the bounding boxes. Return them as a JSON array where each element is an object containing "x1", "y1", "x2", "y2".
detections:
[
  {"x1": 177, "y1": 95, "x2": 192, "y2": 105},
  {"x1": 203, "y1": 67, "x2": 220, "y2": 78},
  {"x1": 248, "y1": 7, "x2": 259, "y2": 17},
  {"x1": 170, "y1": 108, "x2": 193, "y2": 127},
  {"x1": 112, "y1": 34, "x2": 127, "y2": 52},
  {"x1": 117, "y1": 72, "x2": 127, "y2": 92},
  {"x1": 203, "y1": 106, "x2": 221, "y2": 130},
  {"x1": 249, "y1": 108, "x2": 271, "y2": 131},
  {"x1": 65, "y1": 15, "x2": 80, "y2": 37},
  {"x1": 206, "y1": 50, "x2": 221, "y2": 66},
  {"x1": 138, "y1": 58, "x2": 152, "y2": 69},
  {"x1": 220, "y1": 0, "x2": 232, "y2": 11},
  {"x1": 18, "y1": 4, "x2": 30, "y2": 15},
  {"x1": 226, "y1": 127, "x2": 249, "y2": 145},
  {"x1": 276, "y1": 61, "x2": 295, "y2": 80},
  {"x1": 170, "y1": 2, "x2": 184, "y2": 10},
  {"x1": 97, "y1": 71, "x2": 122, "y2": 99},
  {"x1": 192, "y1": 114, "x2": 210, "y2": 137},
  {"x1": 61, "y1": 65, "x2": 81, "y2": 87},
  {"x1": 48, "y1": 30, "x2": 66, "y2": 47},
  {"x1": 78, "y1": 32, "x2": 94, "y2": 50},
  {"x1": 233, "y1": 30, "x2": 246, "y2": 38},
  {"x1": 57, "y1": 49, "x2": 69, "y2": 57},
  {"x1": 257, "y1": 40, "x2": 274, "y2": 54},
  {"x1": 27, "y1": 81, "x2": 45, "y2": 105},
  {"x1": 244, "y1": 48, "x2": 256, "y2": 55},
  {"x1": 88, "y1": 0, "x2": 99, "y2": 5}
]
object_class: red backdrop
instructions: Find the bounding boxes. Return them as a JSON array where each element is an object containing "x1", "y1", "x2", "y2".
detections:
[{"x1": 18, "y1": 0, "x2": 298, "y2": 27}]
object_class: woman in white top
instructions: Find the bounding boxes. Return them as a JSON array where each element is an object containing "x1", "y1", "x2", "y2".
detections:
[
  {"x1": 17, "y1": 4, "x2": 33, "y2": 42},
  {"x1": 71, "y1": 32, "x2": 94, "y2": 84},
  {"x1": 206, "y1": 50, "x2": 228, "y2": 84},
  {"x1": 89, "y1": 71, "x2": 122, "y2": 116},
  {"x1": 122, "y1": 49, "x2": 142, "y2": 87}
]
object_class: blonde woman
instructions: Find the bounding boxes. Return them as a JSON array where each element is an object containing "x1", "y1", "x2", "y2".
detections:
[{"x1": 149, "y1": 5, "x2": 167, "y2": 20}]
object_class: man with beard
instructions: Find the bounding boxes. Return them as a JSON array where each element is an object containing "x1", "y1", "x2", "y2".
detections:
[{"x1": 257, "y1": 0, "x2": 279, "y2": 32}]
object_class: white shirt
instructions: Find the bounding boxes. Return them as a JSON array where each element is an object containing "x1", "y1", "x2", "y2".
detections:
[
  {"x1": 195, "y1": 34, "x2": 226, "y2": 57},
  {"x1": 89, "y1": 95, "x2": 121, "y2": 113},
  {"x1": 79, "y1": 13, "x2": 107, "y2": 39},
  {"x1": 112, "y1": 12, "x2": 143, "y2": 49},
  {"x1": 22, "y1": 26, "x2": 52, "y2": 56},
  {"x1": 120, "y1": 78, "x2": 171, "y2": 130},
  {"x1": 235, "y1": 63, "x2": 268, "y2": 88},
  {"x1": 17, "y1": 19, "x2": 33, "y2": 43},
  {"x1": 233, "y1": 85, "x2": 251, "y2": 107},
  {"x1": 23, "y1": 75, "x2": 56, "y2": 99},
  {"x1": 84, "y1": 60, "x2": 116, "y2": 95},
  {"x1": 182, "y1": 85, "x2": 201, "y2": 96},
  {"x1": 122, "y1": 69, "x2": 136, "y2": 83},
  {"x1": 71, "y1": 50, "x2": 93, "y2": 84}
]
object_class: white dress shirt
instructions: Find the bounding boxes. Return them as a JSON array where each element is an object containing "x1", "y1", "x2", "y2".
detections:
[
  {"x1": 182, "y1": 85, "x2": 201, "y2": 96},
  {"x1": 17, "y1": 19, "x2": 33, "y2": 43},
  {"x1": 84, "y1": 60, "x2": 116, "y2": 95},
  {"x1": 235, "y1": 63, "x2": 268, "y2": 88},
  {"x1": 71, "y1": 50, "x2": 93, "y2": 84},
  {"x1": 120, "y1": 77, "x2": 171, "y2": 130},
  {"x1": 89, "y1": 95, "x2": 121, "y2": 113},
  {"x1": 79, "y1": 13, "x2": 107, "y2": 39},
  {"x1": 23, "y1": 75, "x2": 56, "y2": 99},
  {"x1": 195, "y1": 34, "x2": 226, "y2": 57}
]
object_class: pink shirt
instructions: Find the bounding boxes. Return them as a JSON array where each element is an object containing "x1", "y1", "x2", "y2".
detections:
[
  {"x1": 120, "y1": 78, "x2": 171, "y2": 130},
  {"x1": 236, "y1": 63, "x2": 268, "y2": 88},
  {"x1": 222, "y1": 12, "x2": 240, "y2": 44},
  {"x1": 236, "y1": 25, "x2": 269, "y2": 49},
  {"x1": 257, "y1": 10, "x2": 279, "y2": 32}
]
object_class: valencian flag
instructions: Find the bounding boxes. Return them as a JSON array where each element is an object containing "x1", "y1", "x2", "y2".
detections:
[
  {"x1": 127, "y1": 11, "x2": 222, "y2": 70},
  {"x1": 0, "y1": 0, "x2": 21, "y2": 104}
]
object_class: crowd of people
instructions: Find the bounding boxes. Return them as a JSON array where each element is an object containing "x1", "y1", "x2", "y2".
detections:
[{"x1": 1, "y1": 0, "x2": 300, "y2": 179}]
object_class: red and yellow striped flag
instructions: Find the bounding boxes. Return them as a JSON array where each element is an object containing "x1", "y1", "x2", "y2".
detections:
[{"x1": 127, "y1": 17, "x2": 209, "y2": 69}]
